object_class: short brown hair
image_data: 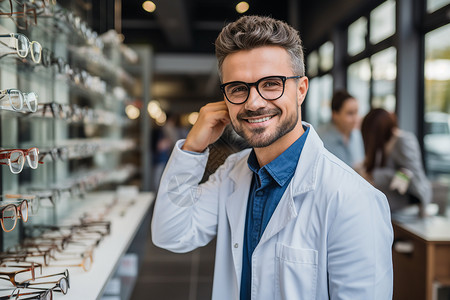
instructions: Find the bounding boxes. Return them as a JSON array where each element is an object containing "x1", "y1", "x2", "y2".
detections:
[
  {"x1": 331, "y1": 90, "x2": 355, "y2": 112},
  {"x1": 215, "y1": 15, "x2": 305, "y2": 78}
]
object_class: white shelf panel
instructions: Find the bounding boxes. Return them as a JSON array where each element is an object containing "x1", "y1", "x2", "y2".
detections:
[{"x1": 53, "y1": 191, "x2": 154, "y2": 300}]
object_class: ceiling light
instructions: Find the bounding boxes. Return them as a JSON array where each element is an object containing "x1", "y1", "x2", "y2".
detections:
[
  {"x1": 125, "y1": 105, "x2": 140, "y2": 120},
  {"x1": 236, "y1": 1, "x2": 249, "y2": 14},
  {"x1": 156, "y1": 112, "x2": 167, "y2": 126},
  {"x1": 147, "y1": 101, "x2": 162, "y2": 118},
  {"x1": 142, "y1": 1, "x2": 156, "y2": 13}
]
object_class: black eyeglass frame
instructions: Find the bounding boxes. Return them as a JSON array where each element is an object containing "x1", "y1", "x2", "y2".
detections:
[{"x1": 220, "y1": 75, "x2": 303, "y2": 105}]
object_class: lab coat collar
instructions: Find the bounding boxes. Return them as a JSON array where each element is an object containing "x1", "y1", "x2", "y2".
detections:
[{"x1": 289, "y1": 122, "x2": 321, "y2": 196}]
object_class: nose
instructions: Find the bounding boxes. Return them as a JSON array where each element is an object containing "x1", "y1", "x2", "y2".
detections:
[{"x1": 244, "y1": 86, "x2": 267, "y2": 111}]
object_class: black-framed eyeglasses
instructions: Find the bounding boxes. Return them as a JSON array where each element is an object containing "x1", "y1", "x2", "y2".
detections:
[
  {"x1": 220, "y1": 75, "x2": 303, "y2": 105},
  {"x1": 18, "y1": 269, "x2": 70, "y2": 295}
]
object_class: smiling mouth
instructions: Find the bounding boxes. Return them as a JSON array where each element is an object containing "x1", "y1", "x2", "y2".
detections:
[{"x1": 247, "y1": 116, "x2": 273, "y2": 123}]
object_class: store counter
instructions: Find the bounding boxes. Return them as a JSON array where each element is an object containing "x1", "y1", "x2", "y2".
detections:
[{"x1": 392, "y1": 216, "x2": 450, "y2": 300}]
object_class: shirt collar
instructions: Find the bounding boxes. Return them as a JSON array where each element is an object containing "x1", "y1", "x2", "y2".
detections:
[{"x1": 247, "y1": 126, "x2": 310, "y2": 186}]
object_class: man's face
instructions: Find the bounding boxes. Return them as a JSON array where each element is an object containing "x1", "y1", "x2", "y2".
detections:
[
  {"x1": 332, "y1": 98, "x2": 359, "y2": 136},
  {"x1": 221, "y1": 46, "x2": 307, "y2": 148}
]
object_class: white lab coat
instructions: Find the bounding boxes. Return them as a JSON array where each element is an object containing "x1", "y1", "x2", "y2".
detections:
[{"x1": 152, "y1": 123, "x2": 393, "y2": 300}]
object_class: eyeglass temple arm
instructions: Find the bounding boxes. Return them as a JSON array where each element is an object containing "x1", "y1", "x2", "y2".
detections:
[{"x1": 27, "y1": 271, "x2": 66, "y2": 281}]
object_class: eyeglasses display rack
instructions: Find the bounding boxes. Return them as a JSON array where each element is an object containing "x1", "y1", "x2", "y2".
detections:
[{"x1": 0, "y1": 1, "x2": 153, "y2": 299}]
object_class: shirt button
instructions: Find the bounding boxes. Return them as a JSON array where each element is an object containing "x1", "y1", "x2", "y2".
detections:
[
  {"x1": 234, "y1": 243, "x2": 239, "y2": 248},
  {"x1": 256, "y1": 191, "x2": 263, "y2": 196}
]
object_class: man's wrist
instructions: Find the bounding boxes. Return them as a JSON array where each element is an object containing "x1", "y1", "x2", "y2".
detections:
[{"x1": 181, "y1": 141, "x2": 206, "y2": 153}]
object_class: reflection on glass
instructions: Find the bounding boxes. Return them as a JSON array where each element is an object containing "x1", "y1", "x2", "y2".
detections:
[
  {"x1": 319, "y1": 41, "x2": 334, "y2": 72},
  {"x1": 424, "y1": 24, "x2": 450, "y2": 177},
  {"x1": 427, "y1": 0, "x2": 450, "y2": 13},
  {"x1": 305, "y1": 75, "x2": 333, "y2": 128},
  {"x1": 348, "y1": 17, "x2": 367, "y2": 56},
  {"x1": 347, "y1": 58, "x2": 371, "y2": 117},
  {"x1": 370, "y1": 0, "x2": 396, "y2": 45},
  {"x1": 307, "y1": 51, "x2": 319, "y2": 77},
  {"x1": 371, "y1": 47, "x2": 397, "y2": 112}
]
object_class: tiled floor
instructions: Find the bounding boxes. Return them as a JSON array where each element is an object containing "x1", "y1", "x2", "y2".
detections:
[{"x1": 130, "y1": 226, "x2": 216, "y2": 300}]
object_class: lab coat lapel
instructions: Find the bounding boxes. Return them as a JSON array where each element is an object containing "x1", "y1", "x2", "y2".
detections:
[
  {"x1": 258, "y1": 183, "x2": 297, "y2": 246},
  {"x1": 226, "y1": 157, "x2": 252, "y2": 286},
  {"x1": 258, "y1": 123, "x2": 321, "y2": 247}
]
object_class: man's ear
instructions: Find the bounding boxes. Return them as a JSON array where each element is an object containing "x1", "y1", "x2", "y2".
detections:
[{"x1": 297, "y1": 76, "x2": 309, "y2": 106}]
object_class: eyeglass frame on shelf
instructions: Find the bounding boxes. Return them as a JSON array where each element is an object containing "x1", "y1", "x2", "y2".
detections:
[
  {"x1": 0, "y1": 0, "x2": 38, "y2": 30},
  {"x1": 0, "y1": 200, "x2": 28, "y2": 232},
  {"x1": 0, "y1": 89, "x2": 38, "y2": 113},
  {"x1": 0, "y1": 148, "x2": 41, "y2": 174},
  {"x1": 0, "y1": 33, "x2": 42, "y2": 63},
  {"x1": 2, "y1": 287, "x2": 52, "y2": 300},
  {"x1": 0, "y1": 195, "x2": 39, "y2": 216},
  {"x1": 19, "y1": 272, "x2": 69, "y2": 295},
  {"x1": 0, "y1": 262, "x2": 40, "y2": 287}
]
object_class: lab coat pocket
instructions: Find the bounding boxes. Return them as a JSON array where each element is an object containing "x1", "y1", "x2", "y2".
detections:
[{"x1": 275, "y1": 243, "x2": 318, "y2": 300}]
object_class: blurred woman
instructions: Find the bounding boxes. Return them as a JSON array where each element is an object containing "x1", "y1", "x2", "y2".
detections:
[
  {"x1": 318, "y1": 90, "x2": 364, "y2": 168},
  {"x1": 360, "y1": 108, "x2": 432, "y2": 214}
]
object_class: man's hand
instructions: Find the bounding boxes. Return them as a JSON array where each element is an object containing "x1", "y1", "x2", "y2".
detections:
[{"x1": 182, "y1": 101, "x2": 230, "y2": 153}]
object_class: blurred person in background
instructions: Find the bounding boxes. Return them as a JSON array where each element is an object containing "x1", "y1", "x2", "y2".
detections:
[
  {"x1": 359, "y1": 108, "x2": 432, "y2": 216},
  {"x1": 317, "y1": 90, "x2": 364, "y2": 168},
  {"x1": 151, "y1": 114, "x2": 186, "y2": 191}
]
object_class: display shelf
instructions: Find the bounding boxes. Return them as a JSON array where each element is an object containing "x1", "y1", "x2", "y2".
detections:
[
  {"x1": 51, "y1": 191, "x2": 154, "y2": 300},
  {"x1": 0, "y1": 4, "x2": 145, "y2": 300}
]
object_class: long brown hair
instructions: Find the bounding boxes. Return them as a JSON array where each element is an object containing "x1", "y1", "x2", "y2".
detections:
[{"x1": 361, "y1": 108, "x2": 397, "y2": 173}]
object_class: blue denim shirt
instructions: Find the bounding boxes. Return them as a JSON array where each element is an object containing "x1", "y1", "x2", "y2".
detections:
[{"x1": 240, "y1": 126, "x2": 309, "y2": 300}]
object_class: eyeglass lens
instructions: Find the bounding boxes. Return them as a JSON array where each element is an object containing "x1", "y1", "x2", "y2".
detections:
[
  {"x1": 20, "y1": 200, "x2": 28, "y2": 222},
  {"x1": 2, "y1": 205, "x2": 18, "y2": 232},
  {"x1": 26, "y1": 148, "x2": 39, "y2": 169},
  {"x1": 59, "y1": 277, "x2": 69, "y2": 294},
  {"x1": 31, "y1": 42, "x2": 41, "y2": 62},
  {"x1": 15, "y1": 34, "x2": 28, "y2": 58},
  {"x1": 42, "y1": 49, "x2": 51, "y2": 67},
  {"x1": 9, "y1": 151, "x2": 25, "y2": 174},
  {"x1": 24, "y1": 92, "x2": 38, "y2": 112},
  {"x1": 8, "y1": 89, "x2": 23, "y2": 110}
]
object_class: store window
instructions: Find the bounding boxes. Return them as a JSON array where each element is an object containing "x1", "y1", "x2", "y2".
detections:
[
  {"x1": 348, "y1": 17, "x2": 367, "y2": 56},
  {"x1": 424, "y1": 24, "x2": 450, "y2": 177},
  {"x1": 307, "y1": 51, "x2": 319, "y2": 77},
  {"x1": 427, "y1": 0, "x2": 450, "y2": 13},
  {"x1": 370, "y1": 0, "x2": 396, "y2": 45},
  {"x1": 371, "y1": 47, "x2": 397, "y2": 112},
  {"x1": 306, "y1": 75, "x2": 333, "y2": 127},
  {"x1": 347, "y1": 58, "x2": 371, "y2": 117},
  {"x1": 319, "y1": 42, "x2": 334, "y2": 72}
]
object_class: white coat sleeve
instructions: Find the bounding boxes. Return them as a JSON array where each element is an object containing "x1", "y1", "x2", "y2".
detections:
[
  {"x1": 151, "y1": 139, "x2": 227, "y2": 253},
  {"x1": 326, "y1": 182, "x2": 394, "y2": 299}
]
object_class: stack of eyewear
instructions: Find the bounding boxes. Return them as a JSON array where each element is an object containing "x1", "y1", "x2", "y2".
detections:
[{"x1": 0, "y1": 219, "x2": 110, "y2": 299}]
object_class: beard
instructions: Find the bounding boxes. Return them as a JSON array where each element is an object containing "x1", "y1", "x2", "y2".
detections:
[{"x1": 230, "y1": 105, "x2": 299, "y2": 148}]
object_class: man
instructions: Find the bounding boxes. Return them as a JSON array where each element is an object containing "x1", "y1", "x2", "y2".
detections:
[
  {"x1": 317, "y1": 90, "x2": 365, "y2": 168},
  {"x1": 152, "y1": 15, "x2": 393, "y2": 300}
]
